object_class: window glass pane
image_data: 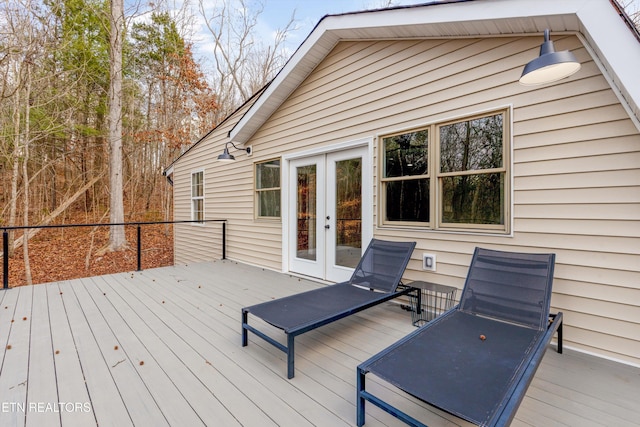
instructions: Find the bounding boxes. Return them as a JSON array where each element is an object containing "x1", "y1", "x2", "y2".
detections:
[
  {"x1": 441, "y1": 173, "x2": 504, "y2": 225},
  {"x1": 385, "y1": 179, "x2": 430, "y2": 222},
  {"x1": 296, "y1": 165, "x2": 317, "y2": 260},
  {"x1": 192, "y1": 199, "x2": 204, "y2": 222},
  {"x1": 440, "y1": 114, "x2": 503, "y2": 173},
  {"x1": 191, "y1": 172, "x2": 203, "y2": 197},
  {"x1": 384, "y1": 130, "x2": 428, "y2": 177},
  {"x1": 335, "y1": 158, "x2": 362, "y2": 268},
  {"x1": 258, "y1": 190, "x2": 281, "y2": 217},
  {"x1": 256, "y1": 160, "x2": 280, "y2": 189}
]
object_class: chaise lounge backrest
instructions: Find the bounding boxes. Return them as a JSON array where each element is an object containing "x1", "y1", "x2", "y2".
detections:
[
  {"x1": 458, "y1": 247, "x2": 555, "y2": 330},
  {"x1": 348, "y1": 239, "x2": 416, "y2": 293}
]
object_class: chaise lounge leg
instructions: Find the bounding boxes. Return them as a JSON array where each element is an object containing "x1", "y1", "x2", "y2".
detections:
[
  {"x1": 242, "y1": 310, "x2": 248, "y2": 347},
  {"x1": 357, "y1": 368, "x2": 366, "y2": 426},
  {"x1": 557, "y1": 318, "x2": 563, "y2": 354},
  {"x1": 287, "y1": 334, "x2": 295, "y2": 379}
]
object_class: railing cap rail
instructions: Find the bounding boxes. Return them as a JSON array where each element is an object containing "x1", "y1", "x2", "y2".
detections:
[{"x1": 1, "y1": 219, "x2": 226, "y2": 232}]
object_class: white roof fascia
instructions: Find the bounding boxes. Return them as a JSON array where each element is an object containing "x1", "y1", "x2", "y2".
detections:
[
  {"x1": 228, "y1": 19, "x2": 341, "y2": 144},
  {"x1": 575, "y1": 1, "x2": 640, "y2": 130},
  {"x1": 229, "y1": 0, "x2": 640, "y2": 143}
]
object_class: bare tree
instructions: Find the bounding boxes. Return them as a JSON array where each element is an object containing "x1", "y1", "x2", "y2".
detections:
[
  {"x1": 615, "y1": 0, "x2": 640, "y2": 31},
  {"x1": 198, "y1": 0, "x2": 296, "y2": 119}
]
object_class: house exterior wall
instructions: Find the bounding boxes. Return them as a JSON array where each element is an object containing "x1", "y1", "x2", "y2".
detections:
[
  {"x1": 172, "y1": 98, "x2": 284, "y2": 267},
  {"x1": 173, "y1": 36, "x2": 640, "y2": 366}
]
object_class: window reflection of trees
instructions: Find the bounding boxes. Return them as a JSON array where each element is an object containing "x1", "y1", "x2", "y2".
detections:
[
  {"x1": 439, "y1": 114, "x2": 504, "y2": 225},
  {"x1": 383, "y1": 130, "x2": 430, "y2": 222},
  {"x1": 381, "y1": 111, "x2": 506, "y2": 228},
  {"x1": 256, "y1": 160, "x2": 281, "y2": 218}
]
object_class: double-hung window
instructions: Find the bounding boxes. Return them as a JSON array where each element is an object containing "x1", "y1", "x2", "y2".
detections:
[
  {"x1": 255, "y1": 159, "x2": 281, "y2": 218},
  {"x1": 191, "y1": 170, "x2": 204, "y2": 224},
  {"x1": 381, "y1": 109, "x2": 510, "y2": 233}
]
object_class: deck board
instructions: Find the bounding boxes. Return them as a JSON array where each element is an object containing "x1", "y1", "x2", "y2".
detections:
[
  {"x1": 0, "y1": 286, "x2": 33, "y2": 427},
  {"x1": 25, "y1": 284, "x2": 60, "y2": 427},
  {"x1": 0, "y1": 260, "x2": 638, "y2": 426},
  {"x1": 47, "y1": 282, "x2": 95, "y2": 427},
  {"x1": 114, "y1": 268, "x2": 313, "y2": 427},
  {"x1": 98, "y1": 272, "x2": 263, "y2": 427},
  {"x1": 133, "y1": 267, "x2": 346, "y2": 427},
  {"x1": 0, "y1": 286, "x2": 20, "y2": 381},
  {"x1": 58, "y1": 280, "x2": 133, "y2": 427}
]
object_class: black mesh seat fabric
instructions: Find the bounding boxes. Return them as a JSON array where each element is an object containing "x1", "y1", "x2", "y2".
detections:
[
  {"x1": 365, "y1": 311, "x2": 543, "y2": 425},
  {"x1": 457, "y1": 249, "x2": 554, "y2": 329},
  {"x1": 247, "y1": 283, "x2": 399, "y2": 333},
  {"x1": 242, "y1": 239, "x2": 416, "y2": 378},
  {"x1": 357, "y1": 247, "x2": 562, "y2": 427}
]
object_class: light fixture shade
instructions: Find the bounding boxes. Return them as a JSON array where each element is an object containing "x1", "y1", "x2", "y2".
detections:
[
  {"x1": 519, "y1": 30, "x2": 581, "y2": 86},
  {"x1": 217, "y1": 147, "x2": 236, "y2": 162},
  {"x1": 216, "y1": 142, "x2": 251, "y2": 162}
]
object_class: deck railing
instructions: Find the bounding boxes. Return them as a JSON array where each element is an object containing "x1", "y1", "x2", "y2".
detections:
[{"x1": 1, "y1": 220, "x2": 227, "y2": 289}]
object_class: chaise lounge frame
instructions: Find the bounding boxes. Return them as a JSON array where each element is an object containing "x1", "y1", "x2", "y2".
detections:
[
  {"x1": 242, "y1": 239, "x2": 416, "y2": 379},
  {"x1": 357, "y1": 247, "x2": 563, "y2": 427}
]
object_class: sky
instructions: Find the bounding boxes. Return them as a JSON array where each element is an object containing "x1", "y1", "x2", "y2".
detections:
[
  {"x1": 258, "y1": 0, "x2": 427, "y2": 50},
  {"x1": 188, "y1": 0, "x2": 429, "y2": 58}
]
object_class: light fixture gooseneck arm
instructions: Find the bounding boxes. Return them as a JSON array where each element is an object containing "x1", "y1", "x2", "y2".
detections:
[
  {"x1": 224, "y1": 141, "x2": 249, "y2": 153},
  {"x1": 217, "y1": 141, "x2": 252, "y2": 162}
]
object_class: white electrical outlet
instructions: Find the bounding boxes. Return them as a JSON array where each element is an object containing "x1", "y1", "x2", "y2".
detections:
[{"x1": 422, "y1": 253, "x2": 436, "y2": 271}]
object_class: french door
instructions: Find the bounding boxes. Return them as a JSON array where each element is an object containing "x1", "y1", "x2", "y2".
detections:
[{"x1": 288, "y1": 147, "x2": 370, "y2": 282}]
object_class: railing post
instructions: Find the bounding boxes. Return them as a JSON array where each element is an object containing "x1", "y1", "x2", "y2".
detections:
[
  {"x1": 222, "y1": 221, "x2": 226, "y2": 260},
  {"x1": 136, "y1": 225, "x2": 142, "y2": 271},
  {"x1": 3, "y1": 231, "x2": 9, "y2": 289}
]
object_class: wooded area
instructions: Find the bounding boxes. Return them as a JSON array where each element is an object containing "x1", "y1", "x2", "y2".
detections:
[{"x1": 1, "y1": 0, "x2": 293, "y2": 285}]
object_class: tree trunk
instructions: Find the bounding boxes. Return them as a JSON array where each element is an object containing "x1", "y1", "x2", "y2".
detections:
[
  {"x1": 107, "y1": 0, "x2": 127, "y2": 251},
  {"x1": 22, "y1": 63, "x2": 32, "y2": 285},
  {"x1": 8, "y1": 74, "x2": 21, "y2": 258}
]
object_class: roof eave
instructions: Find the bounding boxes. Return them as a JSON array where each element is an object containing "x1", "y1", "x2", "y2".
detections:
[{"x1": 229, "y1": 0, "x2": 640, "y2": 144}]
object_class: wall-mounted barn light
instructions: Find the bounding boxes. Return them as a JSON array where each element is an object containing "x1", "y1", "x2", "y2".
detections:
[
  {"x1": 217, "y1": 142, "x2": 252, "y2": 162},
  {"x1": 519, "y1": 29, "x2": 581, "y2": 86}
]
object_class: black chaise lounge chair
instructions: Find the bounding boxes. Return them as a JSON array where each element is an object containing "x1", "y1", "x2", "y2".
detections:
[
  {"x1": 357, "y1": 247, "x2": 563, "y2": 427},
  {"x1": 242, "y1": 239, "x2": 416, "y2": 379}
]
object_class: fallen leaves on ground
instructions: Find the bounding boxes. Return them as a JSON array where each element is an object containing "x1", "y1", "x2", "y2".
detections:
[{"x1": 4, "y1": 222, "x2": 173, "y2": 288}]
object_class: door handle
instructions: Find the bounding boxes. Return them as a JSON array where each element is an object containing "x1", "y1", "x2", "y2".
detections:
[{"x1": 324, "y1": 224, "x2": 330, "y2": 229}]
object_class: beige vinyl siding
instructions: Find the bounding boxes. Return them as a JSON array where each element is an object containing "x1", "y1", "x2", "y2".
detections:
[
  {"x1": 173, "y1": 36, "x2": 640, "y2": 366},
  {"x1": 173, "y1": 97, "x2": 284, "y2": 268}
]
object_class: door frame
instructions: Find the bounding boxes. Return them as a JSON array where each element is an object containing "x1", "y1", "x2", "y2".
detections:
[{"x1": 282, "y1": 137, "x2": 373, "y2": 280}]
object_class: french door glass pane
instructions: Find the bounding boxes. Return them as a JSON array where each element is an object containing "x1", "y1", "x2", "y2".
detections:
[
  {"x1": 296, "y1": 165, "x2": 316, "y2": 260},
  {"x1": 335, "y1": 158, "x2": 362, "y2": 268}
]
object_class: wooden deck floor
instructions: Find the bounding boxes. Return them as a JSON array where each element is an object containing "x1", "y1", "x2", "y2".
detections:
[{"x1": 0, "y1": 260, "x2": 638, "y2": 427}]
